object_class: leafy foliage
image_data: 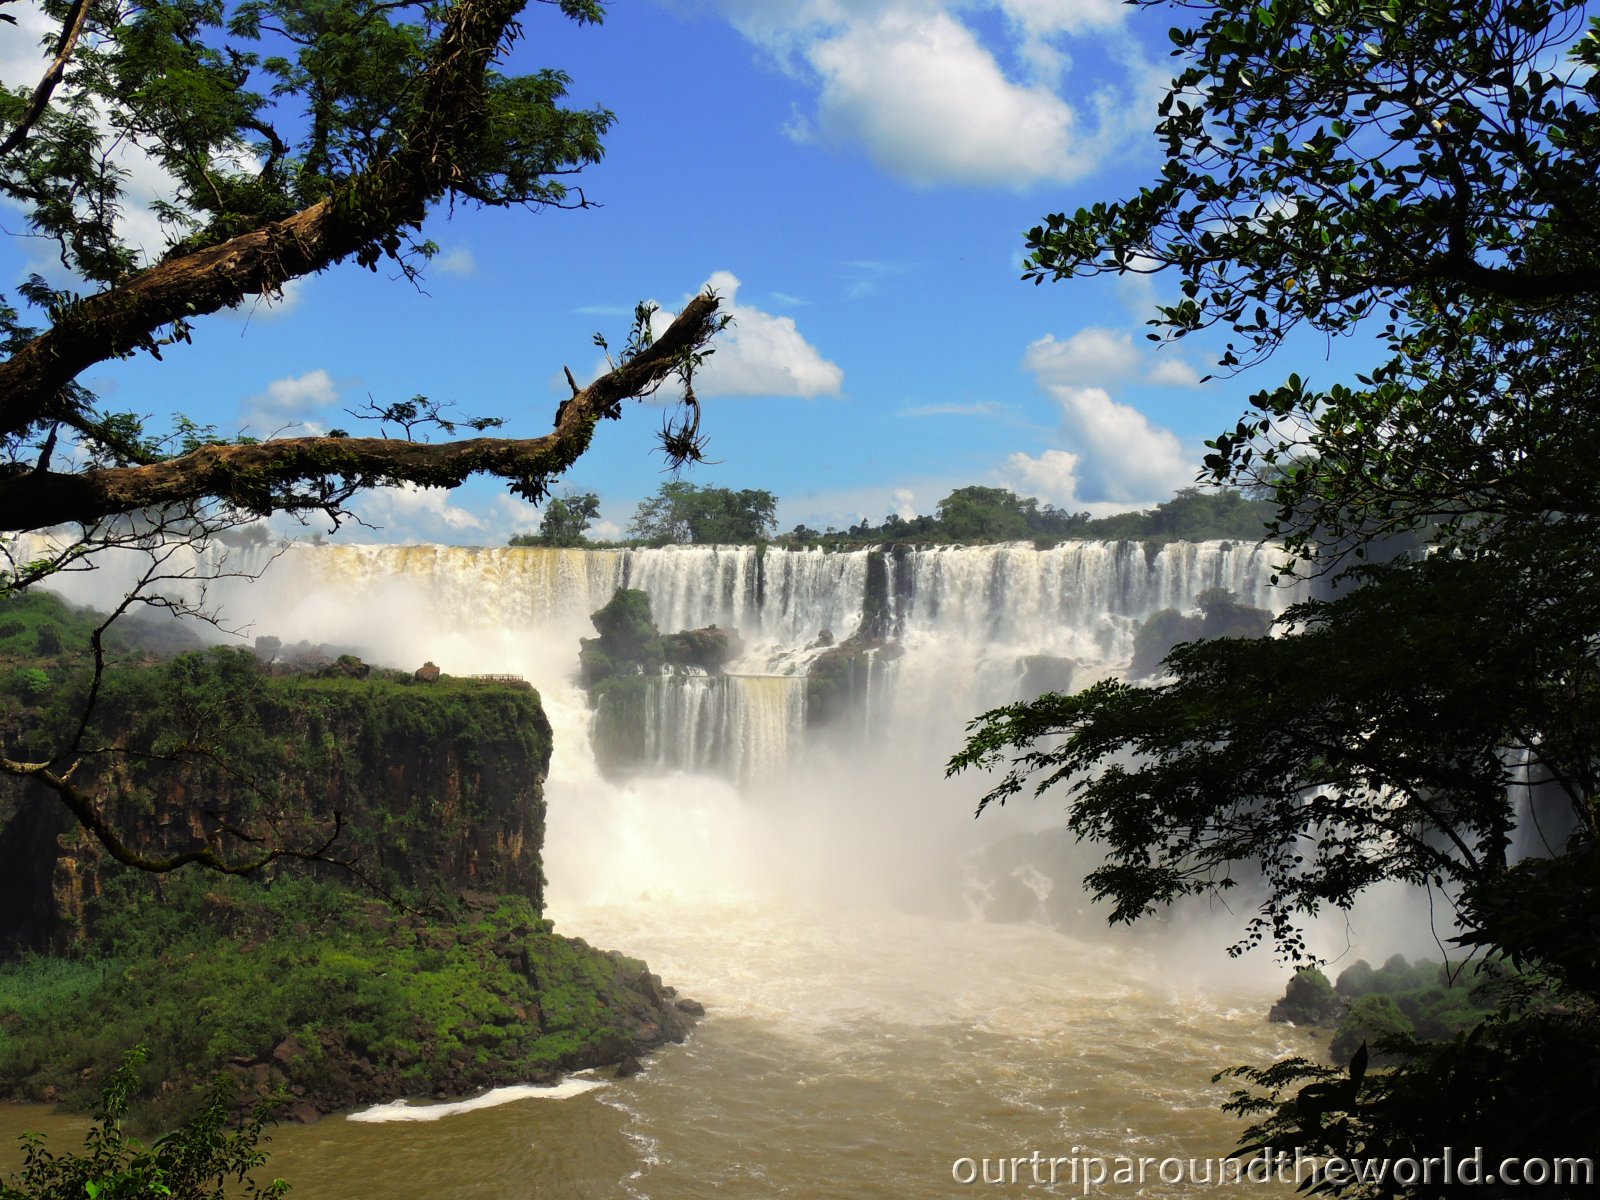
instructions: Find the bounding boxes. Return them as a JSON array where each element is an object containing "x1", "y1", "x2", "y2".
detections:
[
  {"x1": 509, "y1": 491, "x2": 600, "y2": 548},
  {"x1": 957, "y1": 0, "x2": 1600, "y2": 1190},
  {"x1": 780, "y1": 485, "x2": 1272, "y2": 548},
  {"x1": 628, "y1": 482, "x2": 777, "y2": 545},
  {"x1": 0, "y1": 1046, "x2": 286, "y2": 1200},
  {"x1": 0, "y1": 877, "x2": 668, "y2": 1129}
]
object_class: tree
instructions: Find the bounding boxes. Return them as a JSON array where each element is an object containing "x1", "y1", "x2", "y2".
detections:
[
  {"x1": 933, "y1": 486, "x2": 1035, "y2": 543},
  {"x1": 628, "y1": 481, "x2": 777, "y2": 545},
  {"x1": 0, "y1": 0, "x2": 728, "y2": 877},
  {"x1": 0, "y1": 0, "x2": 726, "y2": 551},
  {"x1": 510, "y1": 490, "x2": 599, "y2": 547},
  {"x1": 955, "y1": 0, "x2": 1600, "y2": 1191},
  {"x1": 0, "y1": 1047, "x2": 286, "y2": 1200}
]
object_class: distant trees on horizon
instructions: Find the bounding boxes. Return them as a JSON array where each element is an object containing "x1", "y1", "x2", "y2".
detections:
[{"x1": 509, "y1": 482, "x2": 1276, "y2": 549}]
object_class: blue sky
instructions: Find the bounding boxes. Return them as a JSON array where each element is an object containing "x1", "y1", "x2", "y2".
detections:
[{"x1": 2, "y1": 0, "x2": 1360, "y2": 543}]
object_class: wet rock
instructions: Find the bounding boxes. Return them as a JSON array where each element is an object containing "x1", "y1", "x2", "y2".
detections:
[
  {"x1": 614, "y1": 1056, "x2": 644, "y2": 1079},
  {"x1": 414, "y1": 661, "x2": 441, "y2": 682},
  {"x1": 272, "y1": 1035, "x2": 306, "y2": 1065},
  {"x1": 674, "y1": 998, "x2": 706, "y2": 1017}
]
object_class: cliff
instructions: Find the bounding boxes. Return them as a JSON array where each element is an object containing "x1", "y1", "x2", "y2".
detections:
[
  {"x1": 0, "y1": 614, "x2": 699, "y2": 1123},
  {"x1": 3, "y1": 648, "x2": 551, "y2": 950}
]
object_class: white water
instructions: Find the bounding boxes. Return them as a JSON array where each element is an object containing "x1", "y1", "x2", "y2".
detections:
[{"x1": 12, "y1": 536, "x2": 1348, "y2": 1197}]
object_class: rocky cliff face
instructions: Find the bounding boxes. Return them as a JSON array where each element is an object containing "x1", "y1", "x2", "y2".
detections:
[
  {"x1": 2, "y1": 649, "x2": 552, "y2": 952},
  {"x1": 0, "y1": 645, "x2": 702, "y2": 1122}
]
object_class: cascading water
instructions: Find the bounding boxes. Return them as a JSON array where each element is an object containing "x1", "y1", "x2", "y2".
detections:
[{"x1": 9, "y1": 534, "x2": 1329, "y2": 1199}]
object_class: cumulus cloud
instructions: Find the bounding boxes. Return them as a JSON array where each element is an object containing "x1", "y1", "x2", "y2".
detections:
[
  {"x1": 652, "y1": 270, "x2": 843, "y2": 398},
  {"x1": 705, "y1": 0, "x2": 1148, "y2": 189},
  {"x1": 804, "y1": 11, "x2": 1084, "y2": 187},
  {"x1": 353, "y1": 483, "x2": 486, "y2": 541},
  {"x1": 1146, "y1": 357, "x2": 1203, "y2": 388},
  {"x1": 1043, "y1": 384, "x2": 1192, "y2": 504},
  {"x1": 242, "y1": 369, "x2": 339, "y2": 435},
  {"x1": 1024, "y1": 326, "x2": 1204, "y2": 391},
  {"x1": 1004, "y1": 447, "x2": 1083, "y2": 506},
  {"x1": 262, "y1": 369, "x2": 338, "y2": 413},
  {"x1": 1003, "y1": 327, "x2": 1199, "y2": 511},
  {"x1": 1024, "y1": 327, "x2": 1140, "y2": 384}
]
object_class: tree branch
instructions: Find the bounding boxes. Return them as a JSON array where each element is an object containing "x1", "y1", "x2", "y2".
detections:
[
  {"x1": 2, "y1": 752, "x2": 351, "y2": 875},
  {"x1": 0, "y1": 0, "x2": 536, "y2": 441},
  {"x1": 0, "y1": 0, "x2": 93, "y2": 161},
  {"x1": 0, "y1": 293, "x2": 721, "y2": 531}
]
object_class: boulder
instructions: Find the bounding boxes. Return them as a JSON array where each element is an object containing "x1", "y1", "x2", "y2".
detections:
[{"x1": 414, "y1": 661, "x2": 441, "y2": 682}]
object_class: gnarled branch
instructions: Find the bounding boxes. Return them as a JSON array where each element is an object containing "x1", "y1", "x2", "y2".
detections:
[
  {"x1": 0, "y1": 292, "x2": 721, "y2": 531},
  {"x1": 0, "y1": 0, "x2": 537, "y2": 442}
]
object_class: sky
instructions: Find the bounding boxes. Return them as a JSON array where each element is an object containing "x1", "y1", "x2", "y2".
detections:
[{"x1": 0, "y1": 0, "x2": 1364, "y2": 544}]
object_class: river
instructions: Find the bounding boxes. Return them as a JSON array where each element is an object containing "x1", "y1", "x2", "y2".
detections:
[{"x1": 3, "y1": 541, "x2": 1345, "y2": 1197}]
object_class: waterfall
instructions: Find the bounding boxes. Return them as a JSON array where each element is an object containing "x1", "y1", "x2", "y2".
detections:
[
  {"x1": 641, "y1": 672, "x2": 806, "y2": 786},
  {"x1": 10, "y1": 534, "x2": 1294, "y2": 784}
]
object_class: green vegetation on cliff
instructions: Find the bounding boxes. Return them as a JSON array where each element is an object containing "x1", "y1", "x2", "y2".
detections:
[
  {"x1": 1268, "y1": 956, "x2": 1501, "y2": 1067},
  {"x1": 0, "y1": 876, "x2": 689, "y2": 1129},
  {"x1": 0, "y1": 594, "x2": 699, "y2": 1125},
  {"x1": 3, "y1": 641, "x2": 552, "y2": 948}
]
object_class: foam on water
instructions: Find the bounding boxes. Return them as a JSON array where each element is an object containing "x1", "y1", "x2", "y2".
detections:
[{"x1": 347, "y1": 1078, "x2": 608, "y2": 1123}]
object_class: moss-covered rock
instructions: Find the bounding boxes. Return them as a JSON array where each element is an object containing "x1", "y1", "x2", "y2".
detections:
[
  {"x1": 577, "y1": 587, "x2": 743, "y2": 775},
  {"x1": 1332, "y1": 994, "x2": 1415, "y2": 1064},
  {"x1": 1267, "y1": 954, "x2": 1504, "y2": 1066},
  {"x1": 0, "y1": 878, "x2": 700, "y2": 1127},
  {"x1": 659, "y1": 625, "x2": 743, "y2": 673},
  {"x1": 804, "y1": 636, "x2": 902, "y2": 729},
  {"x1": 1268, "y1": 968, "x2": 1340, "y2": 1026}
]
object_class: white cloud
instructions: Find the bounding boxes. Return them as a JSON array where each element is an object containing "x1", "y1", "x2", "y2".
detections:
[
  {"x1": 433, "y1": 246, "x2": 477, "y2": 278},
  {"x1": 1040, "y1": 383, "x2": 1193, "y2": 504},
  {"x1": 1004, "y1": 447, "x2": 1083, "y2": 506},
  {"x1": 1146, "y1": 357, "x2": 1203, "y2": 388},
  {"x1": 653, "y1": 270, "x2": 843, "y2": 398},
  {"x1": 354, "y1": 483, "x2": 486, "y2": 540},
  {"x1": 998, "y1": 0, "x2": 1125, "y2": 39},
  {"x1": 242, "y1": 368, "x2": 339, "y2": 436},
  {"x1": 1025, "y1": 325, "x2": 1205, "y2": 390},
  {"x1": 704, "y1": 0, "x2": 1147, "y2": 189},
  {"x1": 261, "y1": 369, "x2": 338, "y2": 413},
  {"x1": 891, "y1": 487, "x2": 917, "y2": 519},
  {"x1": 805, "y1": 10, "x2": 1084, "y2": 187},
  {"x1": 1023, "y1": 327, "x2": 1140, "y2": 385},
  {"x1": 1003, "y1": 326, "x2": 1199, "y2": 510}
]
